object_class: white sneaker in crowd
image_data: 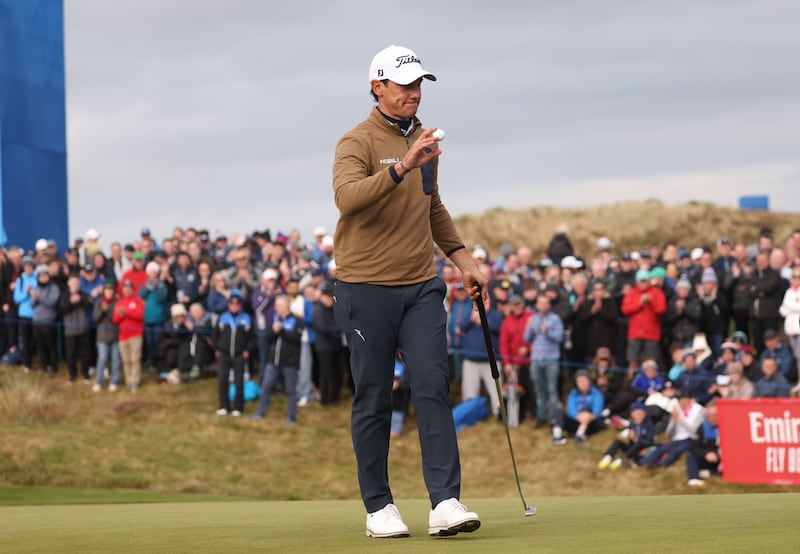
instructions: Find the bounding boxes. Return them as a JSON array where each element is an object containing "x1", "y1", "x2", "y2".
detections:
[
  {"x1": 688, "y1": 479, "x2": 705, "y2": 487},
  {"x1": 109, "y1": 384, "x2": 118, "y2": 392},
  {"x1": 298, "y1": 396, "x2": 309, "y2": 408},
  {"x1": 365, "y1": 503, "x2": 410, "y2": 538},
  {"x1": 698, "y1": 469, "x2": 711, "y2": 479},
  {"x1": 231, "y1": 410, "x2": 242, "y2": 417},
  {"x1": 215, "y1": 408, "x2": 228, "y2": 416},
  {"x1": 91, "y1": 383, "x2": 101, "y2": 393},
  {"x1": 428, "y1": 498, "x2": 480, "y2": 537}
]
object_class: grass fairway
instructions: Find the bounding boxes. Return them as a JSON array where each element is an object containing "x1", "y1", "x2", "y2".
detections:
[{"x1": 0, "y1": 494, "x2": 796, "y2": 553}]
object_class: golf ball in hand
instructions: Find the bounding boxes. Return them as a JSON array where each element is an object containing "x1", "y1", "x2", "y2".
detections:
[{"x1": 432, "y1": 128, "x2": 445, "y2": 141}]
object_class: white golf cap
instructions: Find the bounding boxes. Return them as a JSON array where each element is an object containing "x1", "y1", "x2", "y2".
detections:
[
  {"x1": 560, "y1": 255, "x2": 582, "y2": 269},
  {"x1": 86, "y1": 228, "x2": 100, "y2": 240},
  {"x1": 35, "y1": 238, "x2": 48, "y2": 251},
  {"x1": 369, "y1": 45, "x2": 437, "y2": 85},
  {"x1": 596, "y1": 237, "x2": 615, "y2": 250},
  {"x1": 321, "y1": 234, "x2": 334, "y2": 248},
  {"x1": 472, "y1": 247, "x2": 487, "y2": 260},
  {"x1": 262, "y1": 268, "x2": 278, "y2": 281},
  {"x1": 691, "y1": 247, "x2": 704, "y2": 261},
  {"x1": 313, "y1": 225, "x2": 327, "y2": 237}
]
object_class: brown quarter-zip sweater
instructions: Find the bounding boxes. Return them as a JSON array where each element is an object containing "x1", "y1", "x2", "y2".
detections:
[{"x1": 332, "y1": 108, "x2": 464, "y2": 285}]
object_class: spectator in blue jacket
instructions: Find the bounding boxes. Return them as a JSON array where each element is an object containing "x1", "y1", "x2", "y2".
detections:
[
  {"x1": 13, "y1": 255, "x2": 38, "y2": 371},
  {"x1": 675, "y1": 350, "x2": 714, "y2": 405},
  {"x1": 754, "y1": 355, "x2": 790, "y2": 398},
  {"x1": 687, "y1": 400, "x2": 721, "y2": 486},
  {"x1": 552, "y1": 369, "x2": 605, "y2": 445},
  {"x1": 758, "y1": 329, "x2": 796, "y2": 382},
  {"x1": 447, "y1": 282, "x2": 472, "y2": 381},
  {"x1": 458, "y1": 294, "x2": 502, "y2": 417},
  {"x1": 524, "y1": 294, "x2": 564, "y2": 428},
  {"x1": 213, "y1": 292, "x2": 254, "y2": 416}
]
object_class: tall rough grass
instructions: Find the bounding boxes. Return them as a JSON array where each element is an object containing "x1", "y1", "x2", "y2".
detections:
[
  {"x1": 454, "y1": 201, "x2": 799, "y2": 258},
  {"x1": 0, "y1": 371, "x2": 61, "y2": 423}
]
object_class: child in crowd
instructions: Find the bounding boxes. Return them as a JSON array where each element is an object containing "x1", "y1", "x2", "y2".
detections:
[
  {"x1": 598, "y1": 402, "x2": 655, "y2": 469},
  {"x1": 213, "y1": 292, "x2": 253, "y2": 416},
  {"x1": 187, "y1": 302, "x2": 213, "y2": 380},
  {"x1": 552, "y1": 369, "x2": 605, "y2": 446},
  {"x1": 252, "y1": 295, "x2": 303, "y2": 423},
  {"x1": 61, "y1": 274, "x2": 93, "y2": 383},
  {"x1": 92, "y1": 281, "x2": 120, "y2": 392}
]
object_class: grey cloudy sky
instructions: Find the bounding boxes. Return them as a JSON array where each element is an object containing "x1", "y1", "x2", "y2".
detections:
[{"x1": 64, "y1": 1, "x2": 800, "y2": 246}]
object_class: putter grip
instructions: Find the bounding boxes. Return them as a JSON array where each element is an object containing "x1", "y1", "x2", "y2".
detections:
[{"x1": 474, "y1": 286, "x2": 501, "y2": 379}]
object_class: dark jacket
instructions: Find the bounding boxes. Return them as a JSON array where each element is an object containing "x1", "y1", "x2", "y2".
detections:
[
  {"x1": 93, "y1": 297, "x2": 119, "y2": 343},
  {"x1": 311, "y1": 302, "x2": 342, "y2": 353},
  {"x1": 663, "y1": 295, "x2": 701, "y2": 346},
  {"x1": 267, "y1": 313, "x2": 304, "y2": 368},
  {"x1": 579, "y1": 295, "x2": 619, "y2": 355},
  {"x1": 699, "y1": 292, "x2": 730, "y2": 338},
  {"x1": 213, "y1": 311, "x2": 254, "y2": 358},
  {"x1": 749, "y1": 267, "x2": 782, "y2": 319},
  {"x1": 60, "y1": 290, "x2": 92, "y2": 337}
]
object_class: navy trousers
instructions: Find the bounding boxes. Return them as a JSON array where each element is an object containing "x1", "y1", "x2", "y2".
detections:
[{"x1": 334, "y1": 277, "x2": 460, "y2": 513}]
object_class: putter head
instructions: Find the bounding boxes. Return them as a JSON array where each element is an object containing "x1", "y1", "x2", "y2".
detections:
[{"x1": 524, "y1": 505, "x2": 537, "y2": 517}]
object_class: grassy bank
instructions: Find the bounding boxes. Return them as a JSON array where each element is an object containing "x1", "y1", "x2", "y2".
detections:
[{"x1": 1, "y1": 365, "x2": 793, "y2": 504}]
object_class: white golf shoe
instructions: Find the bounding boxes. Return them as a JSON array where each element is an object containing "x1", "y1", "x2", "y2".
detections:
[
  {"x1": 365, "y1": 503, "x2": 409, "y2": 538},
  {"x1": 428, "y1": 498, "x2": 481, "y2": 537}
]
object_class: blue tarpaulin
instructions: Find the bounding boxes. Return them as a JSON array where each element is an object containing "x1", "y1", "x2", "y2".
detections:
[{"x1": 0, "y1": 0, "x2": 68, "y2": 250}]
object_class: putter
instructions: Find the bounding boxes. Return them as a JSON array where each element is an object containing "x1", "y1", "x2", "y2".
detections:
[{"x1": 474, "y1": 290, "x2": 537, "y2": 517}]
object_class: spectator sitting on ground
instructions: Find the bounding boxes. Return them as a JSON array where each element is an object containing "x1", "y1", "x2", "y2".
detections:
[
  {"x1": 639, "y1": 388, "x2": 705, "y2": 468},
  {"x1": 711, "y1": 341, "x2": 739, "y2": 376},
  {"x1": 754, "y1": 355, "x2": 790, "y2": 398},
  {"x1": 686, "y1": 400, "x2": 721, "y2": 487},
  {"x1": 551, "y1": 369, "x2": 605, "y2": 446},
  {"x1": 159, "y1": 303, "x2": 193, "y2": 382},
  {"x1": 598, "y1": 401, "x2": 655, "y2": 470},
  {"x1": 758, "y1": 329, "x2": 796, "y2": 382},
  {"x1": 717, "y1": 361, "x2": 755, "y2": 399},
  {"x1": 738, "y1": 344, "x2": 759, "y2": 382},
  {"x1": 674, "y1": 349, "x2": 713, "y2": 405},
  {"x1": 644, "y1": 379, "x2": 679, "y2": 434}
]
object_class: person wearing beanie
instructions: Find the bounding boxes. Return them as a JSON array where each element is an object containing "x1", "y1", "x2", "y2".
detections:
[
  {"x1": 664, "y1": 277, "x2": 702, "y2": 351},
  {"x1": 31, "y1": 265, "x2": 61, "y2": 376},
  {"x1": 698, "y1": 267, "x2": 729, "y2": 358}
]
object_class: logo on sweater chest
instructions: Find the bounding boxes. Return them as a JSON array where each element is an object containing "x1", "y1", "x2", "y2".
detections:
[{"x1": 379, "y1": 157, "x2": 400, "y2": 165}]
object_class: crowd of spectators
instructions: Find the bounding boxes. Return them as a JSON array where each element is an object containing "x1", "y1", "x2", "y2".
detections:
[{"x1": 1, "y1": 223, "x2": 799, "y2": 482}]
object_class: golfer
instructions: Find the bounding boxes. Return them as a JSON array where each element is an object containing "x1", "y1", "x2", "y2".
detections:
[{"x1": 332, "y1": 44, "x2": 486, "y2": 538}]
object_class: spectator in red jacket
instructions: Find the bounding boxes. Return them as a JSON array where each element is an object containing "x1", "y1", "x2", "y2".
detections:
[
  {"x1": 499, "y1": 296, "x2": 537, "y2": 424},
  {"x1": 621, "y1": 269, "x2": 667, "y2": 378},
  {"x1": 118, "y1": 251, "x2": 148, "y2": 296},
  {"x1": 112, "y1": 279, "x2": 145, "y2": 392}
]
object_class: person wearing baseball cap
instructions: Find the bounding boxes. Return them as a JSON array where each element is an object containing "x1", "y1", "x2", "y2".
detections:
[
  {"x1": 113, "y1": 279, "x2": 145, "y2": 392},
  {"x1": 333, "y1": 45, "x2": 484, "y2": 538}
]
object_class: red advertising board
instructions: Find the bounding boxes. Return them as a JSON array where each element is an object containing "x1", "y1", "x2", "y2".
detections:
[{"x1": 718, "y1": 398, "x2": 800, "y2": 485}]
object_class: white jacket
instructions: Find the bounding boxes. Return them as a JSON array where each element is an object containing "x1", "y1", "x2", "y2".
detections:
[{"x1": 779, "y1": 286, "x2": 800, "y2": 336}]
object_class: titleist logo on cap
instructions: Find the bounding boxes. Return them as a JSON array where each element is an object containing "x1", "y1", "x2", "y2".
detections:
[{"x1": 395, "y1": 54, "x2": 421, "y2": 68}]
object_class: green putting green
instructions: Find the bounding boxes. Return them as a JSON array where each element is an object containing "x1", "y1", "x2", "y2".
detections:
[{"x1": 0, "y1": 494, "x2": 796, "y2": 553}]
